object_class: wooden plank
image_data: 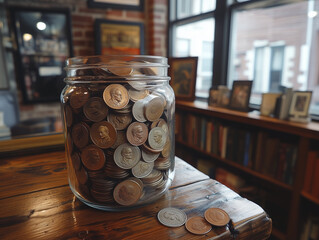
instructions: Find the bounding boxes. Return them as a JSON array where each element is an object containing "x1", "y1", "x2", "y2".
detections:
[{"x1": 0, "y1": 180, "x2": 271, "y2": 240}]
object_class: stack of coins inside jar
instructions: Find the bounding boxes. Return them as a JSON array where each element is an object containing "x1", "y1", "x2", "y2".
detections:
[{"x1": 62, "y1": 56, "x2": 175, "y2": 210}]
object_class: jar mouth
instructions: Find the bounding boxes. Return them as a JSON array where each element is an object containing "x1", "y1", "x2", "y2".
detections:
[{"x1": 65, "y1": 55, "x2": 170, "y2": 79}]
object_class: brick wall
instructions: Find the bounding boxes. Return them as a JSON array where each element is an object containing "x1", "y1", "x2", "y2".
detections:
[{"x1": 6, "y1": 0, "x2": 168, "y2": 130}]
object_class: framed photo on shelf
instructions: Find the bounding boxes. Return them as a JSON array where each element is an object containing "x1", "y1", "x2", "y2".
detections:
[
  {"x1": 228, "y1": 80, "x2": 252, "y2": 112},
  {"x1": 94, "y1": 19, "x2": 144, "y2": 55},
  {"x1": 289, "y1": 91, "x2": 312, "y2": 117},
  {"x1": 10, "y1": 7, "x2": 73, "y2": 103},
  {"x1": 88, "y1": 0, "x2": 144, "y2": 11},
  {"x1": 169, "y1": 57, "x2": 198, "y2": 101}
]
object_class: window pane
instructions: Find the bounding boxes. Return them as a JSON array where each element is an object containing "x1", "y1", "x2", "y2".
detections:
[
  {"x1": 173, "y1": 18, "x2": 215, "y2": 98},
  {"x1": 176, "y1": 0, "x2": 216, "y2": 19},
  {"x1": 228, "y1": 1, "x2": 319, "y2": 114}
]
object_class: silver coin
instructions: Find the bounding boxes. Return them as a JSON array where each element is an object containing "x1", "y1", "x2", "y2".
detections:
[
  {"x1": 132, "y1": 160, "x2": 154, "y2": 178},
  {"x1": 148, "y1": 127, "x2": 167, "y2": 150},
  {"x1": 114, "y1": 143, "x2": 141, "y2": 169},
  {"x1": 144, "y1": 95, "x2": 165, "y2": 122},
  {"x1": 128, "y1": 87, "x2": 149, "y2": 102},
  {"x1": 142, "y1": 150, "x2": 160, "y2": 163},
  {"x1": 157, "y1": 207, "x2": 187, "y2": 227},
  {"x1": 132, "y1": 99, "x2": 147, "y2": 122}
]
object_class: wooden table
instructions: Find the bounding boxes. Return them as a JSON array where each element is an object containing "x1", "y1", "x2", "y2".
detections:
[{"x1": 0, "y1": 151, "x2": 272, "y2": 239}]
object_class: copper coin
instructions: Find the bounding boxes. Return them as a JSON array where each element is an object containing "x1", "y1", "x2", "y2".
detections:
[
  {"x1": 204, "y1": 208, "x2": 230, "y2": 227},
  {"x1": 81, "y1": 145, "x2": 106, "y2": 171},
  {"x1": 144, "y1": 95, "x2": 165, "y2": 122},
  {"x1": 65, "y1": 105, "x2": 73, "y2": 128},
  {"x1": 71, "y1": 152, "x2": 81, "y2": 171},
  {"x1": 103, "y1": 84, "x2": 129, "y2": 109},
  {"x1": 76, "y1": 166, "x2": 88, "y2": 185},
  {"x1": 107, "y1": 112, "x2": 132, "y2": 130},
  {"x1": 185, "y1": 216, "x2": 212, "y2": 235},
  {"x1": 111, "y1": 130, "x2": 128, "y2": 149},
  {"x1": 70, "y1": 86, "x2": 90, "y2": 109},
  {"x1": 90, "y1": 121, "x2": 117, "y2": 149},
  {"x1": 126, "y1": 122, "x2": 148, "y2": 146},
  {"x1": 113, "y1": 179, "x2": 142, "y2": 206},
  {"x1": 83, "y1": 97, "x2": 108, "y2": 122},
  {"x1": 71, "y1": 122, "x2": 90, "y2": 149}
]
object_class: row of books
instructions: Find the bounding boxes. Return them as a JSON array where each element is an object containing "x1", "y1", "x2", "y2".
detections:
[
  {"x1": 175, "y1": 112, "x2": 298, "y2": 185},
  {"x1": 300, "y1": 216, "x2": 319, "y2": 240},
  {"x1": 303, "y1": 150, "x2": 319, "y2": 199}
]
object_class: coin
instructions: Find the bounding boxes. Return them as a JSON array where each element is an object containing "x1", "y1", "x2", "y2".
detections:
[
  {"x1": 132, "y1": 160, "x2": 154, "y2": 178},
  {"x1": 114, "y1": 143, "x2": 141, "y2": 169},
  {"x1": 128, "y1": 87, "x2": 149, "y2": 102},
  {"x1": 90, "y1": 121, "x2": 117, "y2": 149},
  {"x1": 83, "y1": 97, "x2": 108, "y2": 122},
  {"x1": 204, "y1": 208, "x2": 230, "y2": 227},
  {"x1": 107, "y1": 60, "x2": 133, "y2": 76},
  {"x1": 185, "y1": 216, "x2": 212, "y2": 235},
  {"x1": 111, "y1": 130, "x2": 128, "y2": 149},
  {"x1": 70, "y1": 86, "x2": 90, "y2": 109},
  {"x1": 161, "y1": 138, "x2": 171, "y2": 158},
  {"x1": 76, "y1": 166, "x2": 88, "y2": 185},
  {"x1": 142, "y1": 150, "x2": 160, "y2": 163},
  {"x1": 157, "y1": 208, "x2": 187, "y2": 227},
  {"x1": 71, "y1": 152, "x2": 81, "y2": 171},
  {"x1": 71, "y1": 122, "x2": 90, "y2": 149},
  {"x1": 148, "y1": 127, "x2": 167, "y2": 150},
  {"x1": 126, "y1": 122, "x2": 148, "y2": 146},
  {"x1": 107, "y1": 112, "x2": 132, "y2": 130},
  {"x1": 144, "y1": 95, "x2": 165, "y2": 121},
  {"x1": 81, "y1": 145, "x2": 106, "y2": 171},
  {"x1": 132, "y1": 99, "x2": 147, "y2": 122},
  {"x1": 65, "y1": 105, "x2": 73, "y2": 128},
  {"x1": 103, "y1": 84, "x2": 129, "y2": 109},
  {"x1": 113, "y1": 179, "x2": 142, "y2": 206}
]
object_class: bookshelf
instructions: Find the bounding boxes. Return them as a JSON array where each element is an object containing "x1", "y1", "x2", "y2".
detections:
[{"x1": 175, "y1": 100, "x2": 319, "y2": 240}]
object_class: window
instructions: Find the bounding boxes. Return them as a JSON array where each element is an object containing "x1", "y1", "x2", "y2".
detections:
[
  {"x1": 169, "y1": 0, "x2": 216, "y2": 98},
  {"x1": 228, "y1": 0, "x2": 319, "y2": 115}
]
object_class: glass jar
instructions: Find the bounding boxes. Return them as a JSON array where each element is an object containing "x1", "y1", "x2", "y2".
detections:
[{"x1": 61, "y1": 55, "x2": 175, "y2": 211}]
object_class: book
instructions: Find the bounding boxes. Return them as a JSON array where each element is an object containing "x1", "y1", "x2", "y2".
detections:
[
  {"x1": 205, "y1": 121, "x2": 212, "y2": 153},
  {"x1": 254, "y1": 131, "x2": 268, "y2": 172},
  {"x1": 303, "y1": 151, "x2": 318, "y2": 193},
  {"x1": 311, "y1": 155, "x2": 319, "y2": 199},
  {"x1": 221, "y1": 126, "x2": 228, "y2": 159}
]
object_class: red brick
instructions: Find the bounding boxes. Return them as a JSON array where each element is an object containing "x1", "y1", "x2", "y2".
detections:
[
  {"x1": 73, "y1": 31, "x2": 83, "y2": 37},
  {"x1": 107, "y1": 9, "x2": 124, "y2": 17},
  {"x1": 72, "y1": 15, "x2": 93, "y2": 23},
  {"x1": 85, "y1": 30, "x2": 94, "y2": 38},
  {"x1": 126, "y1": 11, "x2": 144, "y2": 19},
  {"x1": 73, "y1": 40, "x2": 87, "y2": 46}
]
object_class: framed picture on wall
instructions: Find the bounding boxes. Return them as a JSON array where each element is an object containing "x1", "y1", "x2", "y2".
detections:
[
  {"x1": 229, "y1": 80, "x2": 253, "y2": 112},
  {"x1": 94, "y1": 19, "x2": 144, "y2": 55},
  {"x1": 10, "y1": 7, "x2": 73, "y2": 103},
  {"x1": 169, "y1": 57, "x2": 198, "y2": 101},
  {"x1": 88, "y1": 0, "x2": 144, "y2": 11}
]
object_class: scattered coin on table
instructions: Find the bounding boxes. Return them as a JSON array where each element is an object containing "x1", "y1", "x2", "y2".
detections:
[{"x1": 157, "y1": 207, "x2": 187, "y2": 227}]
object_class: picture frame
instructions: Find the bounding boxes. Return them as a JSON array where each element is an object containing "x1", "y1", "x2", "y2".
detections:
[
  {"x1": 260, "y1": 93, "x2": 281, "y2": 116},
  {"x1": 208, "y1": 88, "x2": 219, "y2": 107},
  {"x1": 94, "y1": 19, "x2": 144, "y2": 55},
  {"x1": 289, "y1": 91, "x2": 312, "y2": 117},
  {"x1": 10, "y1": 7, "x2": 73, "y2": 103},
  {"x1": 169, "y1": 57, "x2": 198, "y2": 101},
  {"x1": 228, "y1": 80, "x2": 253, "y2": 112},
  {"x1": 88, "y1": 0, "x2": 144, "y2": 11}
]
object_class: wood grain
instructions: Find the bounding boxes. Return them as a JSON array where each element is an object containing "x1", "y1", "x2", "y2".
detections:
[{"x1": 0, "y1": 151, "x2": 271, "y2": 240}]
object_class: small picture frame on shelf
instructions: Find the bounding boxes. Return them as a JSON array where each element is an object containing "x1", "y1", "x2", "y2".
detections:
[
  {"x1": 208, "y1": 88, "x2": 219, "y2": 106},
  {"x1": 228, "y1": 80, "x2": 252, "y2": 112},
  {"x1": 169, "y1": 57, "x2": 198, "y2": 101},
  {"x1": 288, "y1": 91, "x2": 312, "y2": 122},
  {"x1": 260, "y1": 93, "x2": 281, "y2": 116}
]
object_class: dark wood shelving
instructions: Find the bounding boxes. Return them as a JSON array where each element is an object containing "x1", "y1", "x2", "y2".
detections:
[{"x1": 301, "y1": 191, "x2": 319, "y2": 205}]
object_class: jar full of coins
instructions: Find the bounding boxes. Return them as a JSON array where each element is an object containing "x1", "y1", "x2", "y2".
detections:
[{"x1": 61, "y1": 55, "x2": 175, "y2": 211}]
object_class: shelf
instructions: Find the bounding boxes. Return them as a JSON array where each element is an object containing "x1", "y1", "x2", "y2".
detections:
[
  {"x1": 272, "y1": 227, "x2": 286, "y2": 240},
  {"x1": 301, "y1": 191, "x2": 319, "y2": 205},
  {"x1": 176, "y1": 140, "x2": 293, "y2": 191},
  {"x1": 176, "y1": 100, "x2": 319, "y2": 140}
]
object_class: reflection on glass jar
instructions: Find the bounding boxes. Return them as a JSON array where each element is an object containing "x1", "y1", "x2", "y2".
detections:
[{"x1": 61, "y1": 55, "x2": 175, "y2": 211}]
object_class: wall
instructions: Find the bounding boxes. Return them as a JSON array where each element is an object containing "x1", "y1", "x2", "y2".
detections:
[{"x1": 5, "y1": 0, "x2": 168, "y2": 132}]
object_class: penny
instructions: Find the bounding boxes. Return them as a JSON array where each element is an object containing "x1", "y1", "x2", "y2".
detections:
[
  {"x1": 111, "y1": 130, "x2": 128, "y2": 149},
  {"x1": 148, "y1": 127, "x2": 167, "y2": 150},
  {"x1": 71, "y1": 152, "x2": 81, "y2": 171},
  {"x1": 81, "y1": 145, "x2": 106, "y2": 171},
  {"x1": 126, "y1": 122, "x2": 148, "y2": 146},
  {"x1": 65, "y1": 105, "x2": 73, "y2": 128},
  {"x1": 127, "y1": 177, "x2": 144, "y2": 190},
  {"x1": 128, "y1": 87, "x2": 149, "y2": 102},
  {"x1": 70, "y1": 86, "x2": 90, "y2": 109},
  {"x1": 142, "y1": 143, "x2": 162, "y2": 154},
  {"x1": 185, "y1": 216, "x2": 212, "y2": 235},
  {"x1": 113, "y1": 179, "x2": 142, "y2": 206},
  {"x1": 76, "y1": 166, "x2": 88, "y2": 185},
  {"x1": 132, "y1": 160, "x2": 154, "y2": 178},
  {"x1": 142, "y1": 150, "x2": 160, "y2": 163},
  {"x1": 114, "y1": 143, "x2": 141, "y2": 169},
  {"x1": 83, "y1": 97, "x2": 108, "y2": 122},
  {"x1": 103, "y1": 84, "x2": 129, "y2": 109},
  {"x1": 157, "y1": 207, "x2": 187, "y2": 227},
  {"x1": 132, "y1": 99, "x2": 147, "y2": 122},
  {"x1": 204, "y1": 208, "x2": 230, "y2": 227},
  {"x1": 107, "y1": 60, "x2": 133, "y2": 76},
  {"x1": 107, "y1": 112, "x2": 132, "y2": 130},
  {"x1": 90, "y1": 121, "x2": 117, "y2": 149},
  {"x1": 71, "y1": 122, "x2": 90, "y2": 149},
  {"x1": 144, "y1": 95, "x2": 165, "y2": 122}
]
